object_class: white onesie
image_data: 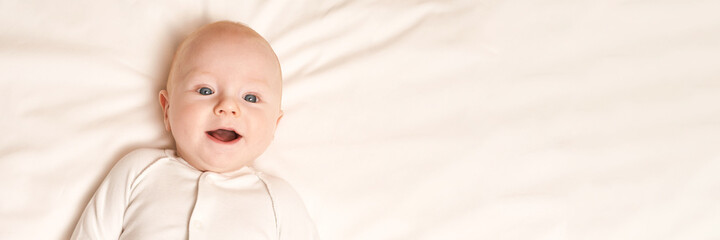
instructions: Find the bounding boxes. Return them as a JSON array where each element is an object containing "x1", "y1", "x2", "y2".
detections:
[{"x1": 71, "y1": 148, "x2": 319, "y2": 240}]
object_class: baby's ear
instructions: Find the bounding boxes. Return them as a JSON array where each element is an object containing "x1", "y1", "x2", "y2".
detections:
[
  {"x1": 276, "y1": 110, "x2": 284, "y2": 126},
  {"x1": 159, "y1": 90, "x2": 171, "y2": 131}
]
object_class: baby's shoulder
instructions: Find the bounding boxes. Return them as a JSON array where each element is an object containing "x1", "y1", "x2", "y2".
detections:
[
  {"x1": 254, "y1": 171, "x2": 292, "y2": 191},
  {"x1": 254, "y1": 171, "x2": 318, "y2": 237},
  {"x1": 110, "y1": 148, "x2": 172, "y2": 175},
  {"x1": 254, "y1": 171, "x2": 305, "y2": 204}
]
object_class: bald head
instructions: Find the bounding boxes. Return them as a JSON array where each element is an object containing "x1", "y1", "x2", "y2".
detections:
[{"x1": 166, "y1": 21, "x2": 282, "y2": 96}]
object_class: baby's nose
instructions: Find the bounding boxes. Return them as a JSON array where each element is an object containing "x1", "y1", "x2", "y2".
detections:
[{"x1": 214, "y1": 98, "x2": 240, "y2": 117}]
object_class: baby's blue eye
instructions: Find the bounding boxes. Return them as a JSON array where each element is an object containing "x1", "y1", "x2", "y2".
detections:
[
  {"x1": 244, "y1": 94, "x2": 258, "y2": 103},
  {"x1": 197, "y1": 87, "x2": 213, "y2": 95}
]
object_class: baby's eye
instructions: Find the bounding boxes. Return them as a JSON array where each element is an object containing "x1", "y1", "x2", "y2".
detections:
[
  {"x1": 244, "y1": 94, "x2": 258, "y2": 103},
  {"x1": 197, "y1": 87, "x2": 213, "y2": 95}
]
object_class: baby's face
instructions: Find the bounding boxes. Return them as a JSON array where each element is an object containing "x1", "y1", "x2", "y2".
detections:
[{"x1": 160, "y1": 23, "x2": 283, "y2": 173}]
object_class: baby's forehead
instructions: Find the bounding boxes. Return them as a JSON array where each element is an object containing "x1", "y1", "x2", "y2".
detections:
[
  {"x1": 178, "y1": 29, "x2": 279, "y2": 74},
  {"x1": 185, "y1": 22, "x2": 265, "y2": 50},
  {"x1": 168, "y1": 21, "x2": 282, "y2": 93}
]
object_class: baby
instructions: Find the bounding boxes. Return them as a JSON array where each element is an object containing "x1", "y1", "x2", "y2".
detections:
[{"x1": 71, "y1": 21, "x2": 318, "y2": 239}]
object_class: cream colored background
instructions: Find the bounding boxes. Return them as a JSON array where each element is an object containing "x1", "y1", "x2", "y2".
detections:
[{"x1": 1, "y1": 0, "x2": 719, "y2": 239}]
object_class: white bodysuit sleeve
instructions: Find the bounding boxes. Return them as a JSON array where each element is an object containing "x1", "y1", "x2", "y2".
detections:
[
  {"x1": 70, "y1": 148, "x2": 164, "y2": 240},
  {"x1": 258, "y1": 173, "x2": 320, "y2": 240}
]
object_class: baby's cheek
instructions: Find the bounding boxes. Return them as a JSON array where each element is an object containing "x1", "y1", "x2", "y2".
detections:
[
  {"x1": 261, "y1": 118, "x2": 279, "y2": 141},
  {"x1": 169, "y1": 105, "x2": 197, "y2": 133}
]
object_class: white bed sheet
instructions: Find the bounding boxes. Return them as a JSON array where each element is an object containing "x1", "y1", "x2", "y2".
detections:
[{"x1": 1, "y1": 0, "x2": 720, "y2": 239}]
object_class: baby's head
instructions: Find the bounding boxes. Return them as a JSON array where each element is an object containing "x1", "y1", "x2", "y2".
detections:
[{"x1": 159, "y1": 21, "x2": 283, "y2": 173}]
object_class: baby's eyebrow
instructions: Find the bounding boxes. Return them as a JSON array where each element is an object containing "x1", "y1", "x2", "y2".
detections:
[
  {"x1": 242, "y1": 79, "x2": 277, "y2": 93},
  {"x1": 184, "y1": 71, "x2": 218, "y2": 82}
]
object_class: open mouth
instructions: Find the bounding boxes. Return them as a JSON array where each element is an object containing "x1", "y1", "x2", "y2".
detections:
[{"x1": 206, "y1": 129, "x2": 241, "y2": 143}]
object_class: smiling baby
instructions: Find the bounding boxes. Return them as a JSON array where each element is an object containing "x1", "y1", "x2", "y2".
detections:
[{"x1": 71, "y1": 21, "x2": 319, "y2": 239}]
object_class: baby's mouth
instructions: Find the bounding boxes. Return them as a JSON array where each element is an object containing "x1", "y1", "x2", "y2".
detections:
[{"x1": 206, "y1": 129, "x2": 241, "y2": 143}]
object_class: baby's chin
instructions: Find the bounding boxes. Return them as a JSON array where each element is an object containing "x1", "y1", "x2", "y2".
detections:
[
  {"x1": 178, "y1": 150, "x2": 255, "y2": 173},
  {"x1": 192, "y1": 157, "x2": 253, "y2": 173}
]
